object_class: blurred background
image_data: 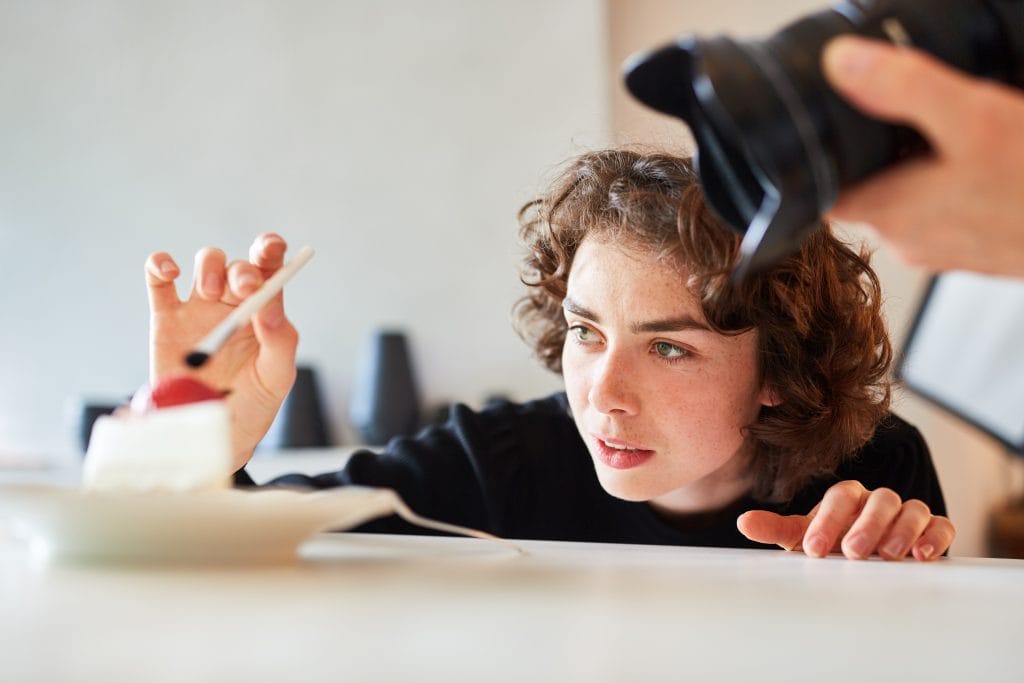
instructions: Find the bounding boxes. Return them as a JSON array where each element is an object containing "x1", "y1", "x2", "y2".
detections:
[{"x1": 1, "y1": 0, "x2": 1020, "y2": 556}]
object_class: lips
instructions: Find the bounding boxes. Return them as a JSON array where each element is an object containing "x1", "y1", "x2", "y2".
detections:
[{"x1": 592, "y1": 435, "x2": 655, "y2": 470}]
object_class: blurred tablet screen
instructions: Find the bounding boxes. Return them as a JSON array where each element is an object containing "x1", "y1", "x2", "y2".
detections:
[{"x1": 897, "y1": 272, "x2": 1024, "y2": 454}]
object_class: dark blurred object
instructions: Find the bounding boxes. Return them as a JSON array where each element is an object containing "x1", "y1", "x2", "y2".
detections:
[
  {"x1": 989, "y1": 499, "x2": 1024, "y2": 559},
  {"x1": 624, "y1": 0, "x2": 1024, "y2": 279},
  {"x1": 77, "y1": 401, "x2": 120, "y2": 453},
  {"x1": 349, "y1": 330, "x2": 421, "y2": 445},
  {"x1": 261, "y1": 366, "x2": 333, "y2": 449}
]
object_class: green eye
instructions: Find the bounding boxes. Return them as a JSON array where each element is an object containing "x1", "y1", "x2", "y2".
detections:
[
  {"x1": 654, "y1": 341, "x2": 687, "y2": 359},
  {"x1": 571, "y1": 325, "x2": 594, "y2": 341}
]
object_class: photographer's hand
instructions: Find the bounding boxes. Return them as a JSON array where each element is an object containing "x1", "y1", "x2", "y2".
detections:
[{"x1": 822, "y1": 35, "x2": 1024, "y2": 278}]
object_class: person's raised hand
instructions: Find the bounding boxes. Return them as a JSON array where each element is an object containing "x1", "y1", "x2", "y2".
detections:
[
  {"x1": 145, "y1": 233, "x2": 299, "y2": 469},
  {"x1": 822, "y1": 35, "x2": 1024, "y2": 278},
  {"x1": 737, "y1": 480, "x2": 956, "y2": 561}
]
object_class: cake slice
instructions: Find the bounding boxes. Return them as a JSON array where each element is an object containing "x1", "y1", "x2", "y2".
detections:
[{"x1": 83, "y1": 375, "x2": 232, "y2": 492}]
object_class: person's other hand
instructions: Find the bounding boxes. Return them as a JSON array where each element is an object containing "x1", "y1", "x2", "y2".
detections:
[
  {"x1": 737, "y1": 480, "x2": 956, "y2": 561},
  {"x1": 145, "y1": 233, "x2": 299, "y2": 469},
  {"x1": 822, "y1": 35, "x2": 1024, "y2": 278}
]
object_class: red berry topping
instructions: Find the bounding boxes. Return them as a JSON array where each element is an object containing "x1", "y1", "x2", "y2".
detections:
[{"x1": 148, "y1": 375, "x2": 225, "y2": 409}]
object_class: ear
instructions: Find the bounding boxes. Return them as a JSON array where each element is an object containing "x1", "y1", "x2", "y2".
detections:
[{"x1": 758, "y1": 384, "x2": 782, "y2": 408}]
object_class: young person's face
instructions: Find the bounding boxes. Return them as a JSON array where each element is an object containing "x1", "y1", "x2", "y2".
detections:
[{"x1": 561, "y1": 236, "x2": 776, "y2": 513}]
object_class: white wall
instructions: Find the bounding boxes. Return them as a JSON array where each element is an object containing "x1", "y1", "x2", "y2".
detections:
[
  {"x1": 0, "y1": 1, "x2": 607, "y2": 453},
  {"x1": 5, "y1": 0, "x2": 1017, "y2": 558},
  {"x1": 607, "y1": 0, "x2": 1024, "y2": 557}
]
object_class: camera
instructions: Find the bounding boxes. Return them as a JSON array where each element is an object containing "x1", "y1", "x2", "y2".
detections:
[{"x1": 623, "y1": 0, "x2": 1024, "y2": 279}]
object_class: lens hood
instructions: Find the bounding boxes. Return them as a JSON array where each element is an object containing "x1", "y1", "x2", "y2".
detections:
[
  {"x1": 626, "y1": 36, "x2": 830, "y2": 279},
  {"x1": 623, "y1": 0, "x2": 1024, "y2": 280}
]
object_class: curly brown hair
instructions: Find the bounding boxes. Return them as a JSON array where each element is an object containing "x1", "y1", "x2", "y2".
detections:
[{"x1": 513, "y1": 149, "x2": 892, "y2": 503}]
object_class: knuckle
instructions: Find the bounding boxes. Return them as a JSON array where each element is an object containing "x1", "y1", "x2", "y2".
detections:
[
  {"x1": 195, "y1": 246, "x2": 227, "y2": 263},
  {"x1": 227, "y1": 259, "x2": 256, "y2": 278},
  {"x1": 902, "y1": 498, "x2": 931, "y2": 517},
  {"x1": 826, "y1": 480, "x2": 864, "y2": 504},
  {"x1": 823, "y1": 479, "x2": 864, "y2": 509},
  {"x1": 872, "y1": 487, "x2": 902, "y2": 508},
  {"x1": 253, "y1": 233, "x2": 285, "y2": 256},
  {"x1": 838, "y1": 480, "x2": 864, "y2": 495},
  {"x1": 934, "y1": 515, "x2": 957, "y2": 537}
]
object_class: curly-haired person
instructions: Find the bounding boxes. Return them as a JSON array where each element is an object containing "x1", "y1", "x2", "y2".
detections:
[{"x1": 144, "y1": 149, "x2": 955, "y2": 560}]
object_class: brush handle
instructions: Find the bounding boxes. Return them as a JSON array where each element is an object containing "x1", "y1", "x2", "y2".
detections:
[{"x1": 192, "y1": 245, "x2": 315, "y2": 357}]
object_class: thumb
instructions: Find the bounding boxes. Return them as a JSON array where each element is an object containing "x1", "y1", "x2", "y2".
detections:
[
  {"x1": 252, "y1": 296, "x2": 299, "y2": 397},
  {"x1": 737, "y1": 510, "x2": 810, "y2": 551},
  {"x1": 822, "y1": 35, "x2": 977, "y2": 148}
]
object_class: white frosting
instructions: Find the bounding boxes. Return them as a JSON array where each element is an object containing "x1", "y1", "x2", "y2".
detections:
[{"x1": 83, "y1": 401, "x2": 232, "y2": 492}]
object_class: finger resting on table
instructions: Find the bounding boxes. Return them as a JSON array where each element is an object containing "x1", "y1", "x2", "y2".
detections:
[
  {"x1": 145, "y1": 252, "x2": 181, "y2": 312},
  {"x1": 839, "y1": 487, "x2": 904, "y2": 560},
  {"x1": 863, "y1": 498, "x2": 930, "y2": 561},
  {"x1": 736, "y1": 511, "x2": 809, "y2": 552},
  {"x1": 911, "y1": 515, "x2": 957, "y2": 562},
  {"x1": 191, "y1": 247, "x2": 228, "y2": 302},
  {"x1": 802, "y1": 480, "x2": 868, "y2": 558}
]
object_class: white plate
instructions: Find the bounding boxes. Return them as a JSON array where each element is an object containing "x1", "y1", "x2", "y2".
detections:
[{"x1": 0, "y1": 484, "x2": 402, "y2": 564}]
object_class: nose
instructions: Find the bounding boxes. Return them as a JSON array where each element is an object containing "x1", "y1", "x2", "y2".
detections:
[{"x1": 587, "y1": 347, "x2": 640, "y2": 416}]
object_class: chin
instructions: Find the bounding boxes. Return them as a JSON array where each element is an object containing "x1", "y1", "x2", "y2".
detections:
[{"x1": 594, "y1": 468, "x2": 663, "y2": 502}]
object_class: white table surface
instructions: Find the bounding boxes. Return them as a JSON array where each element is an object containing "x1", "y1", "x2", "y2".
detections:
[
  {"x1": 245, "y1": 447, "x2": 357, "y2": 483},
  {"x1": 2, "y1": 530, "x2": 1023, "y2": 683}
]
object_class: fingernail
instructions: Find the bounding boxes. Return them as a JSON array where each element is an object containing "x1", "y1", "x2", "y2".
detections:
[
  {"x1": 260, "y1": 235, "x2": 285, "y2": 252},
  {"x1": 881, "y1": 538, "x2": 905, "y2": 559},
  {"x1": 160, "y1": 261, "x2": 177, "y2": 275},
  {"x1": 918, "y1": 544, "x2": 935, "y2": 561},
  {"x1": 824, "y1": 36, "x2": 880, "y2": 81},
  {"x1": 846, "y1": 533, "x2": 870, "y2": 559},
  {"x1": 806, "y1": 534, "x2": 829, "y2": 558}
]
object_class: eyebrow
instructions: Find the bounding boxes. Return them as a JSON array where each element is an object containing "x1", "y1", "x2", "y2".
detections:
[{"x1": 562, "y1": 297, "x2": 713, "y2": 334}]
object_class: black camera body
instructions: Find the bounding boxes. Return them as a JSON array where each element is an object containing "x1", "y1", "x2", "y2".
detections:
[{"x1": 624, "y1": 0, "x2": 1024, "y2": 279}]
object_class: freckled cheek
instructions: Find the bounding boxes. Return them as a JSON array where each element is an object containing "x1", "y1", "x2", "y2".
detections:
[
  {"x1": 651, "y1": 386, "x2": 748, "y2": 449},
  {"x1": 560, "y1": 353, "x2": 588, "y2": 406},
  {"x1": 649, "y1": 392, "x2": 712, "y2": 437}
]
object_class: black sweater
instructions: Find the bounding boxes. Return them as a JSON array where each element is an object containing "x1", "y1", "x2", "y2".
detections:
[{"x1": 237, "y1": 393, "x2": 946, "y2": 549}]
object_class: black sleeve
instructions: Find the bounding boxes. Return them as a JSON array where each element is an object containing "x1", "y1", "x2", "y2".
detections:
[{"x1": 232, "y1": 395, "x2": 574, "y2": 536}]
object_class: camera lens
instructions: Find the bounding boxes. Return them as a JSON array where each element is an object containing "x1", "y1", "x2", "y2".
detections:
[{"x1": 624, "y1": 0, "x2": 1024, "y2": 279}]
